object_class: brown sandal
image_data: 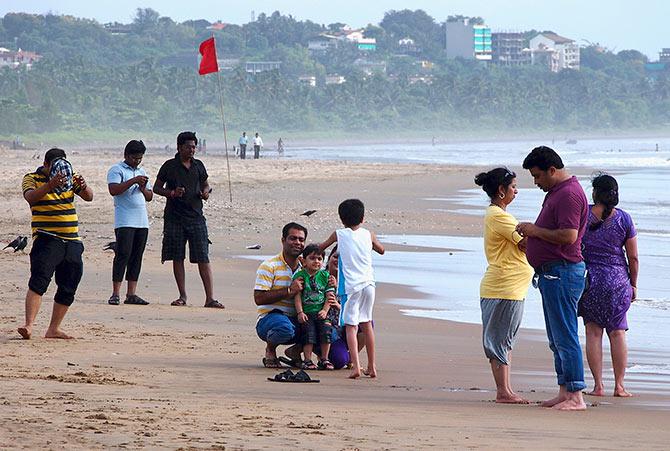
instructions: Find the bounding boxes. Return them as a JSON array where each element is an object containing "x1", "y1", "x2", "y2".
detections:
[
  {"x1": 204, "y1": 299, "x2": 225, "y2": 309},
  {"x1": 262, "y1": 357, "x2": 282, "y2": 368},
  {"x1": 171, "y1": 298, "x2": 187, "y2": 306}
]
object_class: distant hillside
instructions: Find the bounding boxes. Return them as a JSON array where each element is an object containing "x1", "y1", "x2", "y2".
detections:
[{"x1": 0, "y1": 9, "x2": 668, "y2": 137}]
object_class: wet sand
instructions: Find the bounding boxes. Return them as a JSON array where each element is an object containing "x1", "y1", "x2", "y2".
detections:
[{"x1": 1, "y1": 150, "x2": 669, "y2": 449}]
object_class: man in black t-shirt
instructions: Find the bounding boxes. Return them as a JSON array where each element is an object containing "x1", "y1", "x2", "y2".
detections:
[{"x1": 154, "y1": 131, "x2": 224, "y2": 309}]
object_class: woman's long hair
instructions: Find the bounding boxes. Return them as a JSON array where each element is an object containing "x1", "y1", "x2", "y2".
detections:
[{"x1": 590, "y1": 173, "x2": 619, "y2": 230}]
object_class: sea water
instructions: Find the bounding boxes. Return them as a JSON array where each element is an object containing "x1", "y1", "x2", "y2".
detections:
[{"x1": 283, "y1": 136, "x2": 670, "y2": 168}]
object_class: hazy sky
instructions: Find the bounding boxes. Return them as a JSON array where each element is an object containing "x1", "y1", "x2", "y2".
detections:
[{"x1": 1, "y1": 0, "x2": 668, "y2": 59}]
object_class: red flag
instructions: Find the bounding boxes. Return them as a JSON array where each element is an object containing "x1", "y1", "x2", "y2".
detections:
[{"x1": 198, "y1": 37, "x2": 219, "y2": 75}]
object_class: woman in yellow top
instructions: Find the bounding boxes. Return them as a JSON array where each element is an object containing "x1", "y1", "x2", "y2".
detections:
[{"x1": 475, "y1": 167, "x2": 534, "y2": 404}]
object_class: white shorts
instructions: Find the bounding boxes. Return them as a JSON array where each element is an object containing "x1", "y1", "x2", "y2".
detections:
[{"x1": 342, "y1": 284, "x2": 375, "y2": 326}]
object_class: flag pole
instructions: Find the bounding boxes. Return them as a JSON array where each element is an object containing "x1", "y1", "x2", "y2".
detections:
[{"x1": 212, "y1": 35, "x2": 233, "y2": 203}]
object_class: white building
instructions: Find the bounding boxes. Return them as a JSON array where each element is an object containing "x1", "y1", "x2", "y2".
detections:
[
  {"x1": 325, "y1": 74, "x2": 346, "y2": 85},
  {"x1": 298, "y1": 75, "x2": 316, "y2": 87},
  {"x1": 659, "y1": 48, "x2": 670, "y2": 63},
  {"x1": 307, "y1": 27, "x2": 376, "y2": 53},
  {"x1": 0, "y1": 47, "x2": 42, "y2": 69},
  {"x1": 245, "y1": 61, "x2": 281, "y2": 74},
  {"x1": 529, "y1": 33, "x2": 580, "y2": 72},
  {"x1": 307, "y1": 35, "x2": 339, "y2": 52},
  {"x1": 445, "y1": 19, "x2": 492, "y2": 61},
  {"x1": 353, "y1": 58, "x2": 386, "y2": 75}
]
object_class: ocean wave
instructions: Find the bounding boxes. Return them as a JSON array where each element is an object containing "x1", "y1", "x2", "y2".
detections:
[
  {"x1": 634, "y1": 298, "x2": 670, "y2": 310},
  {"x1": 627, "y1": 364, "x2": 670, "y2": 376}
]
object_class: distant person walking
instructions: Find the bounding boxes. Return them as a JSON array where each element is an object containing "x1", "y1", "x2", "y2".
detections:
[
  {"x1": 253, "y1": 132, "x2": 263, "y2": 159},
  {"x1": 579, "y1": 174, "x2": 638, "y2": 397},
  {"x1": 18, "y1": 148, "x2": 93, "y2": 339},
  {"x1": 153, "y1": 131, "x2": 224, "y2": 309},
  {"x1": 516, "y1": 146, "x2": 589, "y2": 411},
  {"x1": 277, "y1": 137, "x2": 284, "y2": 156},
  {"x1": 475, "y1": 167, "x2": 533, "y2": 404},
  {"x1": 106, "y1": 140, "x2": 153, "y2": 306},
  {"x1": 238, "y1": 132, "x2": 248, "y2": 160}
]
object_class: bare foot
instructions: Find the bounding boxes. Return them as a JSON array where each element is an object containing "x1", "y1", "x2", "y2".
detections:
[
  {"x1": 552, "y1": 398, "x2": 587, "y2": 411},
  {"x1": 614, "y1": 387, "x2": 633, "y2": 397},
  {"x1": 349, "y1": 368, "x2": 361, "y2": 379},
  {"x1": 496, "y1": 394, "x2": 530, "y2": 404},
  {"x1": 265, "y1": 346, "x2": 278, "y2": 361},
  {"x1": 541, "y1": 395, "x2": 566, "y2": 407},
  {"x1": 363, "y1": 367, "x2": 377, "y2": 378},
  {"x1": 588, "y1": 387, "x2": 606, "y2": 396},
  {"x1": 44, "y1": 329, "x2": 74, "y2": 339},
  {"x1": 17, "y1": 326, "x2": 32, "y2": 340}
]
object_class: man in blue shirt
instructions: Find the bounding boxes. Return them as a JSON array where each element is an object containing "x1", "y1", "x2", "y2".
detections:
[
  {"x1": 238, "y1": 132, "x2": 248, "y2": 160},
  {"x1": 106, "y1": 140, "x2": 153, "y2": 305}
]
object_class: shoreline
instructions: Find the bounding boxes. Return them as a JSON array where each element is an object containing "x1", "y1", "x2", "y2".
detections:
[{"x1": 5, "y1": 128, "x2": 670, "y2": 152}]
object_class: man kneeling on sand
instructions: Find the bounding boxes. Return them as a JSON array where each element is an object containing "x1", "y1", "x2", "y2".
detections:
[
  {"x1": 18, "y1": 148, "x2": 94, "y2": 339},
  {"x1": 253, "y1": 222, "x2": 307, "y2": 368}
]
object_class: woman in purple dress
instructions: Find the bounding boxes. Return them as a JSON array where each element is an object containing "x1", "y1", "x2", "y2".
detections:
[{"x1": 579, "y1": 174, "x2": 639, "y2": 397}]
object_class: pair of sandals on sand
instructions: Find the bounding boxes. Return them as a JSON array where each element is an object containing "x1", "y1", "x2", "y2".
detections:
[
  {"x1": 267, "y1": 369, "x2": 319, "y2": 383},
  {"x1": 263, "y1": 356, "x2": 334, "y2": 371},
  {"x1": 170, "y1": 298, "x2": 225, "y2": 308},
  {"x1": 108, "y1": 294, "x2": 149, "y2": 305},
  {"x1": 302, "y1": 359, "x2": 335, "y2": 371}
]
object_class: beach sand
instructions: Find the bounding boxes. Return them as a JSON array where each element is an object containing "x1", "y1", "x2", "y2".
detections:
[{"x1": 1, "y1": 150, "x2": 669, "y2": 449}]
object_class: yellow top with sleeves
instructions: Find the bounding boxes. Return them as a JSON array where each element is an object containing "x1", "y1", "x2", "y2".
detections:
[
  {"x1": 479, "y1": 205, "x2": 533, "y2": 301},
  {"x1": 254, "y1": 252, "x2": 297, "y2": 319}
]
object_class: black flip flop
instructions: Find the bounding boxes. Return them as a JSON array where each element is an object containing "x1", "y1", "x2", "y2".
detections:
[
  {"x1": 267, "y1": 369, "x2": 320, "y2": 383},
  {"x1": 124, "y1": 295, "x2": 149, "y2": 305},
  {"x1": 108, "y1": 295, "x2": 120, "y2": 306}
]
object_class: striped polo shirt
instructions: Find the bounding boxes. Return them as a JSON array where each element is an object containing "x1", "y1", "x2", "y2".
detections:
[
  {"x1": 254, "y1": 252, "x2": 299, "y2": 319},
  {"x1": 22, "y1": 167, "x2": 83, "y2": 241}
]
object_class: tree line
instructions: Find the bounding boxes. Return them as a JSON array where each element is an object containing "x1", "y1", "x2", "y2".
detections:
[{"x1": 0, "y1": 9, "x2": 668, "y2": 136}]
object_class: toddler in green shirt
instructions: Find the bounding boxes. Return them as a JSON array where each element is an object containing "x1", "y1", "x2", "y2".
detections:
[{"x1": 292, "y1": 244, "x2": 335, "y2": 370}]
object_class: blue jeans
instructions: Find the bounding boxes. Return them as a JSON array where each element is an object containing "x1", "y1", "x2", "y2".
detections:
[
  {"x1": 537, "y1": 261, "x2": 587, "y2": 392},
  {"x1": 256, "y1": 312, "x2": 298, "y2": 345}
]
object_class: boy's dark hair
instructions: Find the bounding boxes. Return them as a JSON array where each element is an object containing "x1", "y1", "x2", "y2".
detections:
[
  {"x1": 124, "y1": 140, "x2": 146, "y2": 156},
  {"x1": 282, "y1": 222, "x2": 308, "y2": 239},
  {"x1": 338, "y1": 199, "x2": 365, "y2": 227},
  {"x1": 302, "y1": 243, "x2": 325, "y2": 259},
  {"x1": 177, "y1": 131, "x2": 198, "y2": 146},
  {"x1": 522, "y1": 146, "x2": 564, "y2": 171},
  {"x1": 44, "y1": 148, "x2": 66, "y2": 164},
  {"x1": 474, "y1": 167, "x2": 516, "y2": 201}
]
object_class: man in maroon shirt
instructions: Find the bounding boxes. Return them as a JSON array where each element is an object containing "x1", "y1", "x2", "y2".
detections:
[{"x1": 516, "y1": 146, "x2": 588, "y2": 411}]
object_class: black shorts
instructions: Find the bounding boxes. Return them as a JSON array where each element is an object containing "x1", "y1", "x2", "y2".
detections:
[
  {"x1": 301, "y1": 313, "x2": 332, "y2": 345},
  {"x1": 161, "y1": 216, "x2": 209, "y2": 263},
  {"x1": 29, "y1": 233, "x2": 84, "y2": 306}
]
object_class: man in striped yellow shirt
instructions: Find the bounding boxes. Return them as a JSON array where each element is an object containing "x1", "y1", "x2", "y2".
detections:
[
  {"x1": 18, "y1": 148, "x2": 93, "y2": 340},
  {"x1": 254, "y1": 222, "x2": 307, "y2": 368}
]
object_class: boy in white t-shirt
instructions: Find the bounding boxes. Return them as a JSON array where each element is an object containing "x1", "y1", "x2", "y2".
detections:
[{"x1": 320, "y1": 199, "x2": 385, "y2": 379}]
